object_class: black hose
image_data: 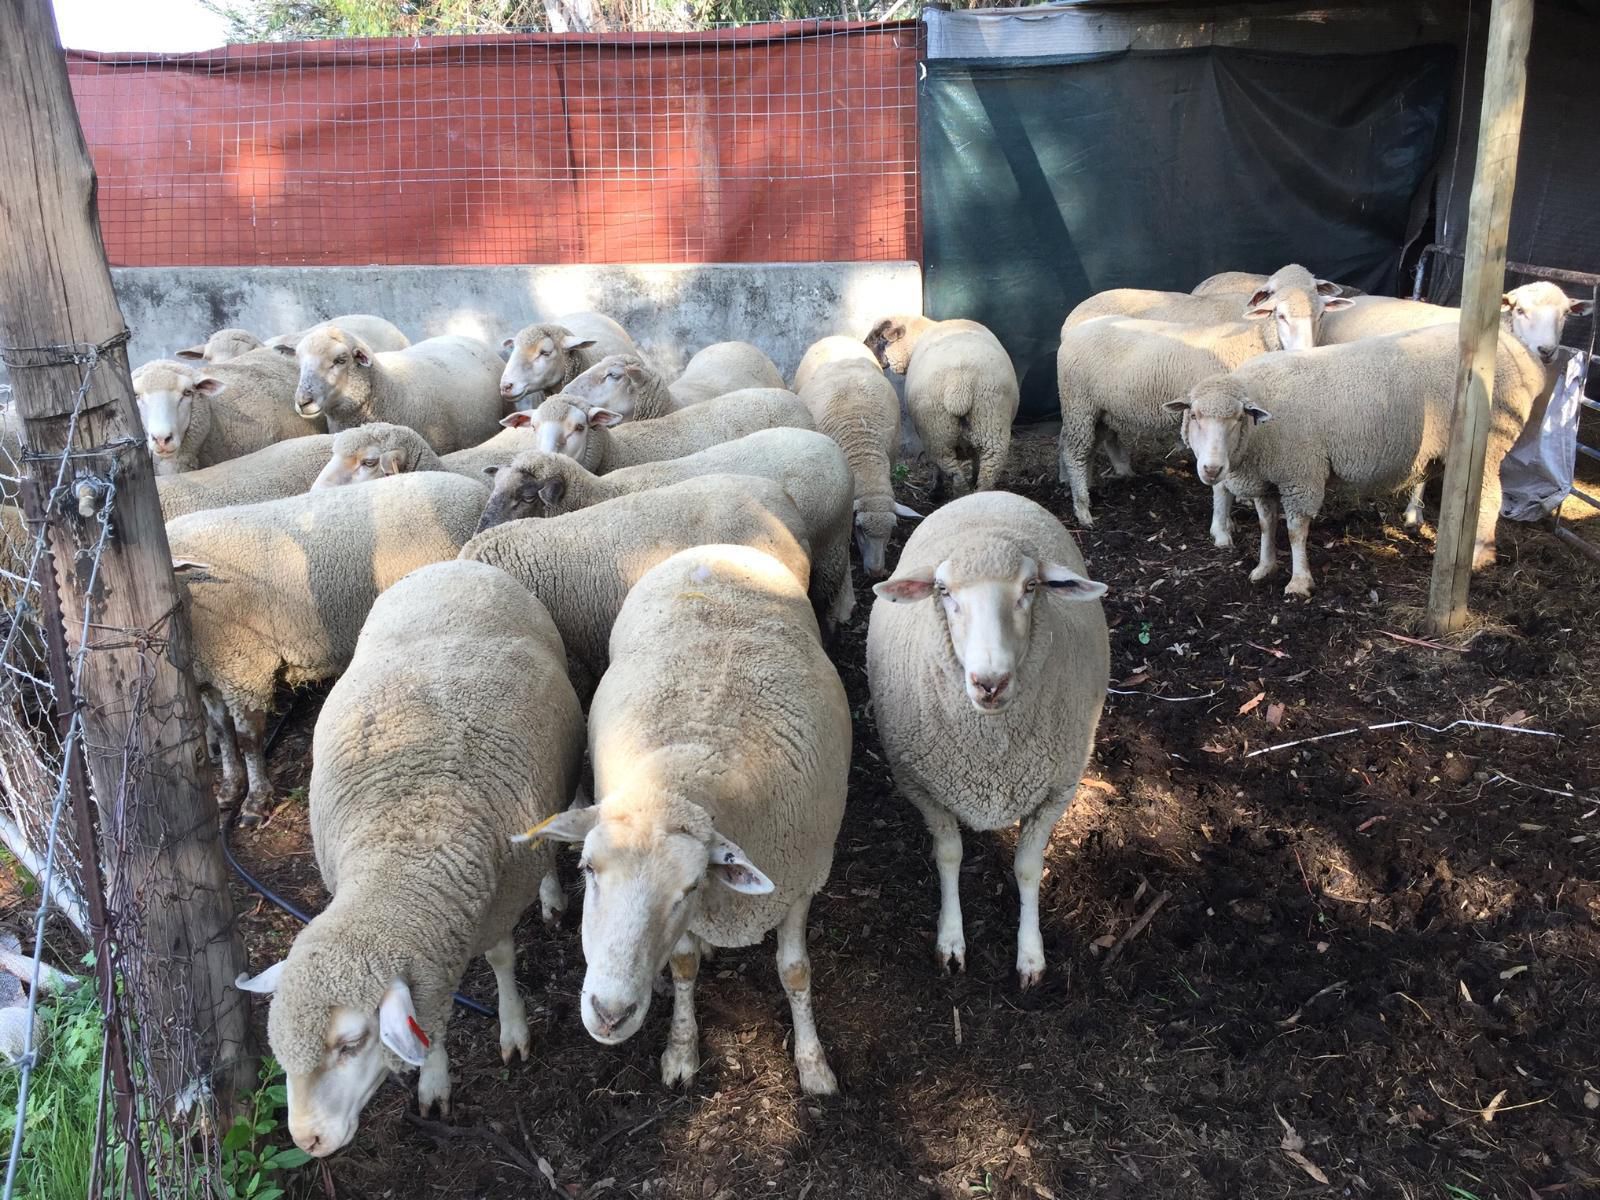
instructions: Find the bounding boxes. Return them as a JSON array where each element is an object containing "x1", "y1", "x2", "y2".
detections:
[{"x1": 224, "y1": 699, "x2": 494, "y2": 1019}]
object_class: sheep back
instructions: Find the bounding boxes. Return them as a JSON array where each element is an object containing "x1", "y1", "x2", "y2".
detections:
[
  {"x1": 157, "y1": 435, "x2": 337, "y2": 519},
  {"x1": 798, "y1": 358, "x2": 901, "y2": 507},
  {"x1": 345, "y1": 336, "x2": 504, "y2": 452},
  {"x1": 668, "y1": 342, "x2": 786, "y2": 407},
  {"x1": 599, "y1": 387, "x2": 813, "y2": 472},
  {"x1": 791, "y1": 335, "x2": 882, "y2": 393}
]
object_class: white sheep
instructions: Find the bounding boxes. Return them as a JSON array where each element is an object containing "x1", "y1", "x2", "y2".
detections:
[
  {"x1": 521, "y1": 542, "x2": 850, "y2": 1094},
  {"x1": 498, "y1": 312, "x2": 638, "y2": 409},
  {"x1": 132, "y1": 350, "x2": 319, "y2": 476},
  {"x1": 157, "y1": 434, "x2": 336, "y2": 519},
  {"x1": 168, "y1": 471, "x2": 488, "y2": 824},
  {"x1": 1191, "y1": 269, "x2": 1362, "y2": 300},
  {"x1": 1166, "y1": 289, "x2": 1588, "y2": 596},
  {"x1": 289, "y1": 328, "x2": 503, "y2": 453},
  {"x1": 867, "y1": 491, "x2": 1109, "y2": 987},
  {"x1": 797, "y1": 355, "x2": 921, "y2": 578},
  {"x1": 178, "y1": 315, "x2": 410, "y2": 363},
  {"x1": 235, "y1": 560, "x2": 581, "y2": 1156},
  {"x1": 666, "y1": 340, "x2": 786, "y2": 406},
  {"x1": 790, "y1": 334, "x2": 881, "y2": 393},
  {"x1": 863, "y1": 316, "x2": 1019, "y2": 496},
  {"x1": 1319, "y1": 282, "x2": 1588, "y2": 359},
  {"x1": 458, "y1": 474, "x2": 812, "y2": 702},
  {"x1": 558, "y1": 354, "x2": 681, "y2": 422},
  {"x1": 474, "y1": 427, "x2": 856, "y2": 629},
  {"x1": 506, "y1": 388, "x2": 813, "y2": 474},
  {"x1": 309, "y1": 423, "x2": 557, "y2": 490}
]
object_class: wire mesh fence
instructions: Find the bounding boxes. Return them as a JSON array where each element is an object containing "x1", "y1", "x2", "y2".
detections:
[{"x1": 66, "y1": 17, "x2": 921, "y2": 268}]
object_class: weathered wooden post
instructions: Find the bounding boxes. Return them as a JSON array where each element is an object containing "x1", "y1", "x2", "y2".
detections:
[
  {"x1": 1426, "y1": 0, "x2": 1535, "y2": 635},
  {"x1": 0, "y1": 0, "x2": 253, "y2": 1120}
]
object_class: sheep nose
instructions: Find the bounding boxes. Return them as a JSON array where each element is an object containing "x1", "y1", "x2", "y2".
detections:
[
  {"x1": 590, "y1": 998, "x2": 638, "y2": 1036},
  {"x1": 152, "y1": 434, "x2": 173, "y2": 450},
  {"x1": 969, "y1": 672, "x2": 1010, "y2": 701},
  {"x1": 500, "y1": 382, "x2": 517, "y2": 398},
  {"x1": 296, "y1": 1131, "x2": 324, "y2": 1156},
  {"x1": 1200, "y1": 464, "x2": 1222, "y2": 484}
]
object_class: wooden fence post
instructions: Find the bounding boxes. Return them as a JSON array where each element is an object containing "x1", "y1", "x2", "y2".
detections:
[
  {"x1": 1426, "y1": 0, "x2": 1535, "y2": 635},
  {"x1": 0, "y1": 0, "x2": 253, "y2": 1118}
]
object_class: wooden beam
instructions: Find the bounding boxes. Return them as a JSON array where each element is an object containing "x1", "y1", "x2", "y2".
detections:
[
  {"x1": 0, "y1": 0, "x2": 253, "y2": 1118},
  {"x1": 1426, "y1": 0, "x2": 1535, "y2": 635}
]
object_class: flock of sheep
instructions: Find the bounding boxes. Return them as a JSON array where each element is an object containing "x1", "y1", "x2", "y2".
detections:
[{"x1": 25, "y1": 259, "x2": 1579, "y2": 1159}]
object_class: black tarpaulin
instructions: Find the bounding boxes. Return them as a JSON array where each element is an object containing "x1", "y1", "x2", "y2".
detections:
[{"x1": 921, "y1": 46, "x2": 1456, "y2": 419}]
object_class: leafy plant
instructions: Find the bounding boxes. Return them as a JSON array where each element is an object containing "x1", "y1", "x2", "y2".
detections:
[{"x1": 217, "y1": 1059, "x2": 312, "y2": 1200}]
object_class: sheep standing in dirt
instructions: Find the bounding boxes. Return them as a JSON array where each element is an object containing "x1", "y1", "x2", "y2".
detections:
[
  {"x1": 508, "y1": 389, "x2": 812, "y2": 474},
  {"x1": 1167, "y1": 285, "x2": 1591, "y2": 596},
  {"x1": 474, "y1": 427, "x2": 855, "y2": 629},
  {"x1": 133, "y1": 351, "x2": 316, "y2": 475},
  {"x1": 667, "y1": 341, "x2": 786, "y2": 406},
  {"x1": 235, "y1": 560, "x2": 580, "y2": 1157},
  {"x1": 867, "y1": 491, "x2": 1109, "y2": 988},
  {"x1": 168, "y1": 472, "x2": 488, "y2": 824},
  {"x1": 157, "y1": 435, "x2": 336, "y2": 519},
  {"x1": 177, "y1": 315, "x2": 410, "y2": 363},
  {"x1": 498, "y1": 312, "x2": 638, "y2": 410},
  {"x1": 290, "y1": 328, "x2": 503, "y2": 453},
  {"x1": 864, "y1": 315, "x2": 1018, "y2": 497},
  {"x1": 459, "y1": 474, "x2": 812, "y2": 701},
  {"x1": 797, "y1": 355, "x2": 920, "y2": 578},
  {"x1": 522, "y1": 543, "x2": 850, "y2": 1094}
]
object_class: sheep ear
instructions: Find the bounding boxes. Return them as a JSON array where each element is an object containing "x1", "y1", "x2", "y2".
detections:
[
  {"x1": 893, "y1": 501, "x2": 924, "y2": 520},
  {"x1": 1243, "y1": 403, "x2": 1273, "y2": 425},
  {"x1": 1314, "y1": 279, "x2": 1342, "y2": 297},
  {"x1": 193, "y1": 376, "x2": 225, "y2": 396},
  {"x1": 483, "y1": 465, "x2": 500, "y2": 478},
  {"x1": 379, "y1": 449, "x2": 406, "y2": 476},
  {"x1": 513, "y1": 806, "x2": 597, "y2": 845},
  {"x1": 1162, "y1": 399, "x2": 1191, "y2": 415},
  {"x1": 1500, "y1": 293, "x2": 1515, "y2": 312},
  {"x1": 539, "y1": 478, "x2": 566, "y2": 507},
  {"x1": 561, "y1": 335, "x2": 597, "y2": 351},
  {"x1": 500, "y1": 411, "x2": 535, "y2": 429},
  {"x1": 176, "y1": 345, "x2": 206, "y2": 361},
  {"x1": 588, "y1": 407, "x2": 624, "y2": 429},
  {"x1": 1569, "y1": 299, "x2": 1595, "y2": 318},
  {"x1": 377, "y1": 979, "x2": 429, "y2": 1067},
  {"x1": 352, "y1": 347, "x2": 372, "y2": 368},
  {"x1": 234, "y1": 960, "x2": 286, "y2": 995},
  {"x1": 1320, "y1": 296, "x2": 1356, "y2": 312},
  {"x1": 171, "y1": 557, "x2": 213, "y2": 575},
  {"x1": 273, "y1": 343, "x2": 297, "y2": 357},
  {"x1": 705, "y1": 834, "x2": 774, "y2": 895},
  {"x1": 623, "y1": 362, "x2": 647, "y2": 381},
  {"x1": 1245, "y1": 287, "x2": 1273, "y2": 309},
  {"x1": 1243, "y1": 303, "x2": 1273, "y2": 321},
  {"x1": 873, "y1": 575, "x2": 936, "y2": 603},
  {"x1": 502, "y1": 337, "x2": 516, "y2": 351},
  {"x1": 1037, "y1": 562, "x2": 1107, "y2": 600}
]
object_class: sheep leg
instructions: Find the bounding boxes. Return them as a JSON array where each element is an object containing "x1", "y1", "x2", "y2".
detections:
[
  {"x1": 1014, "y1": 787, "x2": 1072, "y2": 989},
  {"x1": 485, "y1": 935, "x2": 530, "y2": 1065},
  {"x1": 1099, "y1": 429, "x2": 1134, "y2": 479},
  {"x1": 234, "y1": 706, "x2": 274, "y2": 827},
  {"x1": 1210, "y1": 484, "x2": 1234, "y2": 549},
  {"x1": 904, "y1": 786, "x2": 965, "y2": 972},
  {"x1": 538, "y1": 869, "x2": 566, "y2": 925},
  {"x1": 777, "y1": 894, "x2": 837, "y2": 1095},
  {"x1": 1403, "y1": 480, "x2": 1426, "y2": 529},
  {"x1": 660, "y1": 933, "x2": 701, "y2": 1088},
  {"x1": 201, "y1": 690, "x2": 245, "y2": 806},
  {"x1": 417, "y1": 1030, "x2": 452, "y2": 1118},
  {"x1": 1248, "y1": 496, "x2": 1280, "y2": 583},
  {"x1": 1059, "y1": 444, "x2": 1096, "y2": 529},
  {"x1": 973, "y1": 426, "x2": 1011, "y2": 493},
  {"x1": 826, "y1": 547, "x2": 856, "y2": 631},
  {"x1": 919, "y1": 404, "x2": 968, "y2": 500},
  {"x1": 1284, "y1": 511, "x2": 1315, "y2": 597},
  {"x1": 1471, "y1": 458, "x2": 1504, "y2": 570}
]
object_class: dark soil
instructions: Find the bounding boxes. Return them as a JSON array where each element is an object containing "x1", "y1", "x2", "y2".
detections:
[{"x1": 228, "y1": 427, "x2": 1600, "y2": 1200}]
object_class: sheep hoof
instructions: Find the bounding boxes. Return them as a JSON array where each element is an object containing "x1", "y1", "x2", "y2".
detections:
[
  {"x1": 1017, "y1": 965, "x2": 1045, "y2": 990},
  {"x1": 660, "y1": 1040, "x2": 699, "y2": 1088},
  {"x1": 1404, "y1": 509, "x2": 1424, "y2": 529},
  {"x1": 1072, "y1": 508, "x2": 1095, "y2": 530},
  {"x1": 1284, "y1": 576, "x2": 1313, "y2": 598},
  {"x1": 418, "y1": 1073, "x2": 451, "y2": 1119},
  {"x1": 236, "y1": 805, "x2": 265, "y2": 831},
  {"x1": 1211, "y1": 529, "x2": 1233, "y2": 549},
  {"x1": 795, "y1": 1050, "x2": 839, "y2": 1096},
  {"x1": 1248, "y1": 564, "x2": 1276, "y2": 584},
  {"x1": 501, "y1": 1025, "x2": 530, "y2": 1065},
  {"x1": 1472, "y1": 546, "x2": 1496, "y2": 571},
  {"x1": 1016, "y1": 944, "x2": 1046, "y2": 990},
  {"x1": 934, "y1": 941, "x2": 966, "y2": 975}
]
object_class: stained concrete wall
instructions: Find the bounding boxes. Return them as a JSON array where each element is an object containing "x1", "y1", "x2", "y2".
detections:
[{"x1": 111, "y1": 262, "x2": 922, "y2": 383}]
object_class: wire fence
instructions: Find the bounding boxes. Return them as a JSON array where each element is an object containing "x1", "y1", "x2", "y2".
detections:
[
  {"x1": 66, "y1": 17, "x2": 921, "y2": 268},
  {"x1": 0, "y1": 344, "x2": 238, "y2": 1198}
]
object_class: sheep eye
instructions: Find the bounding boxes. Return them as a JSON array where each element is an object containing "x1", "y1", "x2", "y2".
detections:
[
  {"x1": 361, "y1": 457, "x2": 378, "y2": 469},
  {"x1": 1024, "y1": 579, "x2": 1038, "y2": 594},
  {"x1": 335, "y1": 1035, "x2": 366, "y2": 1059},
  {"x1": 182, "y1": 388, "x2": 194, "y2": 398},
  {"x1": 334, "y1": 355, "x2": 348, "y2": 365}
]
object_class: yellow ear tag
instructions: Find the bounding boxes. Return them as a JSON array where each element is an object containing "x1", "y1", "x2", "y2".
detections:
[{"x1": 511, "y1": 811, "x2": 562, "y2": 845}]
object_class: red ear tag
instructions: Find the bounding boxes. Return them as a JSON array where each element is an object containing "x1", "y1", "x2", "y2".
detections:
[{"x1": 407, "y1": 1016, "x2": 430, "y2": 1049}]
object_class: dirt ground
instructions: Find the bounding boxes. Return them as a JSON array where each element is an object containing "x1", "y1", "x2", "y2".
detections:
[{"x1": 178, "y1": 428, "x2": 1600, "y2": 1198}]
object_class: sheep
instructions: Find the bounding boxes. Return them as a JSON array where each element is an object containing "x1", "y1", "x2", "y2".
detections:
[
  {"x1": 505, "y1": 388, "x2": 813, "y2": 475},
  {"x1": 1192, "y1": 270, "x2": 1363, "y2": 300},
  {"x1": 1063, "y1": 264, "x2": 1348, "y2": 345},
  {"x1": 132, "y1": 350, "x2": 318, "y2": 476},
  {"x1": 178, "y1": 315, "x2": 410, "y2": 363},
  {"x1": 288, "y1": 328, "x2": 504, "y2": 453},
  {"x1": 235, "y1": 560, "x2": 581, "y2": 1156},
  {"x1": 499, "y1": 312, "x2": 638, "y2": 410},
  {"x1": 864, "y1": 316, "x2": 1018, "y2": 497},
  {"x1": 458, "y1": 474, "x2": 812, "y2": 702},
  {"x1": 796, "y1": 356, "x2": 921, "y2": 578},
  {"x1": 157, "y1": 435, "x2": 336, "y2": 519},
  {"x1": 558, "y1": 354, "x2": 680, "y2": 422},
  {"x1": 1165, "y1": 295, "x2": 1581, "y2": 596},
  {"x1": 167, "y1": 471, "x2": 488, "y2": 824},
  {"x1": 474, "y1": 427, "x2": 856, "y2": 629},
  {"x1": 520, "y1": 542, "x2": 850, "y2": 1094},
  {"x1": 866, "y1": 491, "x2": 1109, "y2": 987},
  {"x1": 791, "y1": 334, "x2": 882, "y2": 393},
  {"x1": 666, "y1": 341, "x2": 786, "y2": 406},
  {"x1": 309, "y1": 423, "x2": 555, "y2": 490},
  {"x1": 1318, "y1": 281, "x2": 1588, "y2": 356}
]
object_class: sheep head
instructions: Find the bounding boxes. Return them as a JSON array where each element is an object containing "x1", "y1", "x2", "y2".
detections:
[
  {"x1": 500, "y1": 322, "x2": 597, "y2": 404},
  {"x1": 313, "y1": 422, "x2": 428, "y2": 490},
  {"x1": 132, "y1": 360, "x2": 221, "y2": 474},
  {"x1": 1165, "y1": 375, "x2": 1272, "y2": 487},
  {"x1": 291, "y1": 327, "x2": 376, "y2": 425},
  {"x1": 475, "y1": 450, "x2": 584, "y2": 532},
  {"x1": 560, "y1": 353, "x2": 655, "y2": 419},
  {"x1": 1501, "y1": 281, "x2": 1594, "y2": 365}
]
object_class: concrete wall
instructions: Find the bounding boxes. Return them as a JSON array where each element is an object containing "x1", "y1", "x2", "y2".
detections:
[{"x1": 111, "y1": 262, "x2": 922, "y2": 383}]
